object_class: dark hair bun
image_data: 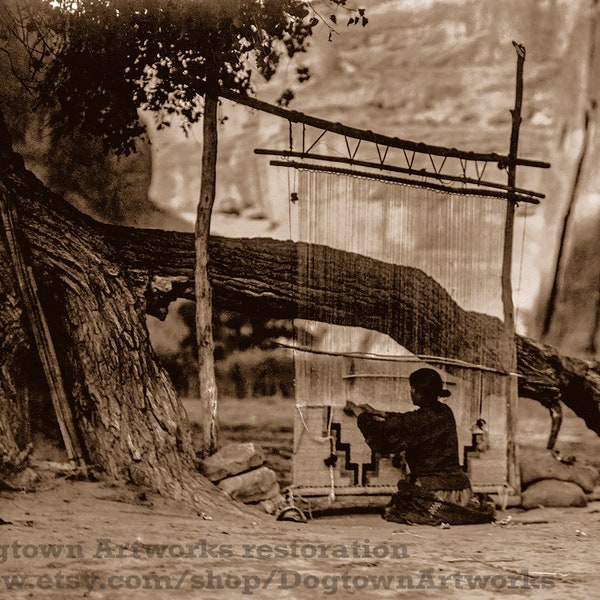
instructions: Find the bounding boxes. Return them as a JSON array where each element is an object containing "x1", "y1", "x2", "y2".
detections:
[{"x1": 409, "y1": 368, "x2": 451, "y2": 399}]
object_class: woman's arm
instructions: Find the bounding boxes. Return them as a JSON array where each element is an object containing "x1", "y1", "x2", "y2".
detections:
[
  {"x1": 343, "y1": 401, "x2": 387, "y2": 418},
  {"x1": 353, "y1": 406, "x2": 438, "y2": 455},
  {"x1": 355, "y1": 411, "x2": 406, "y2": 455}
]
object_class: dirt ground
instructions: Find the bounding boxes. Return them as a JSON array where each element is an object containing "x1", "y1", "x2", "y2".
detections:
[{"x1": 2, "y1": 395, "x2": 600, "y2": 599}]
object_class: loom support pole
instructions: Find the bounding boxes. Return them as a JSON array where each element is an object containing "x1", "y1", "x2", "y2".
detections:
[
  {"x1": 196, "y1": 81, "x2": 219, "y2": 458},
  {"x1": 504, "y1": 42, "x2": 526, "y2": 492},
  {"x1": 504, "y1": 42, "x2": 525, "y2": 335}
]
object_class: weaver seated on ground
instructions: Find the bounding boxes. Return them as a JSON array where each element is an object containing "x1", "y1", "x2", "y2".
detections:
[{"x1": 344, "y1": 367, "x2": 495, "y2": 526}]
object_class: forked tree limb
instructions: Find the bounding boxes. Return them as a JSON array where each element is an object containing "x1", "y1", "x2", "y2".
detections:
[
  {"x1": 141, "y1": 235, "x2": 599, "y2": 445},
  {"x1": 2, "y1": 141, "x2": 599, "y2": 451}
]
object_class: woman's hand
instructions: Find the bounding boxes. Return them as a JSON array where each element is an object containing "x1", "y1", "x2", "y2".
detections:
[
  {"x1": 343, "y1": 400, "x2": 363, "y2": 418},
  {"x1": 361, "y1": 404, "x2": 387, "y2": 418}
]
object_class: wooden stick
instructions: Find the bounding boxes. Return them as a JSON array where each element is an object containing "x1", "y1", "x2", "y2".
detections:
[
  {"x1": 503, "y1": 41, "x2": 526, "y2": 496},
  {"x1": 0, "y1": 187, "x2": 86, "y2": 472},
  {"x1": 446, "y1": 557, "x2": 570, "y2": 580},
  {"x1": 270, "y1": 340, "x2": 511, "y2": 374},
  {"x1": 269, "y1": 160, "x2": 540, "y2": 204},
  {"x1": 222, "y1": 90, "x2": 550, "y2": 168},
  {"x1": 255, "y1": 149, "x2": 545, "y2": 199},
  {"x1": 195, "y1": 86, "x2": 219, "y2": 458}
]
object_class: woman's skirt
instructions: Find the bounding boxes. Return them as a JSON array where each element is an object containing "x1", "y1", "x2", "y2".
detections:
[{"x1": 382, "y1": 480, "x2": 495, "y2": 526}]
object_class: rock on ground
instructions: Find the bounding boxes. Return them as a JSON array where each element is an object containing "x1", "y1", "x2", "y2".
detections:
[
  {"x1": 200, "y1": 442, "x2": 265, "y2": 482},
  {"x1": 520, "y1": 446, "x2": 599, "y2": 493},
  {"x1": 217, "y1": 466, "x2": 280, "y2": 503},
  {"x1": 521, "y1": 479, "x2": 587, "y2": 509}
]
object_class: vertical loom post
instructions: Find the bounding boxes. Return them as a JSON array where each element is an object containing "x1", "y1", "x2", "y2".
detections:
[
  {"x1": 196, "y1": 84, "x2": 219, "y2": 457},
  {"x1": 503, "y1": 42, "x2": 526, "y2": 495}
]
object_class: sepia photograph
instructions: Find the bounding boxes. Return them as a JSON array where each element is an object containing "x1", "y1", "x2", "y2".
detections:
[{"x1": 1, "y1": 0, "x2": 599, "y2": 597}]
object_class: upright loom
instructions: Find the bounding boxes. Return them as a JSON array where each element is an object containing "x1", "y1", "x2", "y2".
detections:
[
  {"x1": 247, "y1": 43, "x2": 548, "y2": 509},
  {"x1": 288, "y1": 172, "x2": 519, "y2": 506}
]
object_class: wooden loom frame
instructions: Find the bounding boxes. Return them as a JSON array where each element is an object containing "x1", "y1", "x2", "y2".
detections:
[{"x1": 217, "y1": 43, "x2": 547, "y2": 508}]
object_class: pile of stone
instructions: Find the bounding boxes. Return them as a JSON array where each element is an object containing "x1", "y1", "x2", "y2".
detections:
[
  {"x1": 520, "y1": 446, "x2": 600, "y2": 509},
  {"x1": 199, "y1": 442, "x2": 281, "y2": 506}
]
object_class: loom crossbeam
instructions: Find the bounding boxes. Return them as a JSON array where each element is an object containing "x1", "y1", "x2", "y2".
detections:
[
  {"x1": 254, "y1": 149, "x2": 545, "y2": 200},
  {"x1": 221, "y1": 90, "x2": 550, "y2": 169},
  {"x1": 270, "y1": 160, "x2": 541, "y2": 204}
]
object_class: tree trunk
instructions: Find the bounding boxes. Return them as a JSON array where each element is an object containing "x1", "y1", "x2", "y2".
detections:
[
  {"x1": 0, "y1": 113, "x2": 33, "y2": 473},
  {"x1": 2, "y1": 120, "x2": 600, "y2": 503},
  {"x1": 0, "y1": 121, "x2": 231, "y2": 512},
  {"x1": 195, "y1": 90, "x2": 218, "y2": 458},
  {"x1": 0, "y1": 236, "x2": 30, "y2": 472}
]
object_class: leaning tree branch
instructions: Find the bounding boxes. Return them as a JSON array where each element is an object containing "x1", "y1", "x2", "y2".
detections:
[{"x1": 2, "y1": 141, "x2": 600, "y2": 440}]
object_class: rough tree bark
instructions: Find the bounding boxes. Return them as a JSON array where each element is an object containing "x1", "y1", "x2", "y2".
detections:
[
  {"x1": 0, "y1": 120, "x2": 232, "y2": 511},
  {"x1": 0, "y1": 234, "x2": 30, "y2": 472},
  {"x1": 2, "y1": 118, "x2": 600, "y2": 503}
]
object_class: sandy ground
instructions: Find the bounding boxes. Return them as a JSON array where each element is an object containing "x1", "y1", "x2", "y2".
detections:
[{"x1": 2, "y1": 395, "x2": 600, "y2": 599}]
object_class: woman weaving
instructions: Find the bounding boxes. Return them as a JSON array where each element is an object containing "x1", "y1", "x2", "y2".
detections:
[{"x1": 344, "y1": 368, "x2": 495, "y2": 525}]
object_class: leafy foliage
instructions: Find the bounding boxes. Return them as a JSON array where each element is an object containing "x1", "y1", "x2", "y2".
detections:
[
  {"x1": 0, "y1": 5, "x2": 153, "y2": 226},
  {"x1": 3, "y1": 0, "x2": 364, "y2": 154}
]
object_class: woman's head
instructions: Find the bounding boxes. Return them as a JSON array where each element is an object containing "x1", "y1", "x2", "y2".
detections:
[{"x1": 409, "y1": 368, "x2": 450, "y2": 405}]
